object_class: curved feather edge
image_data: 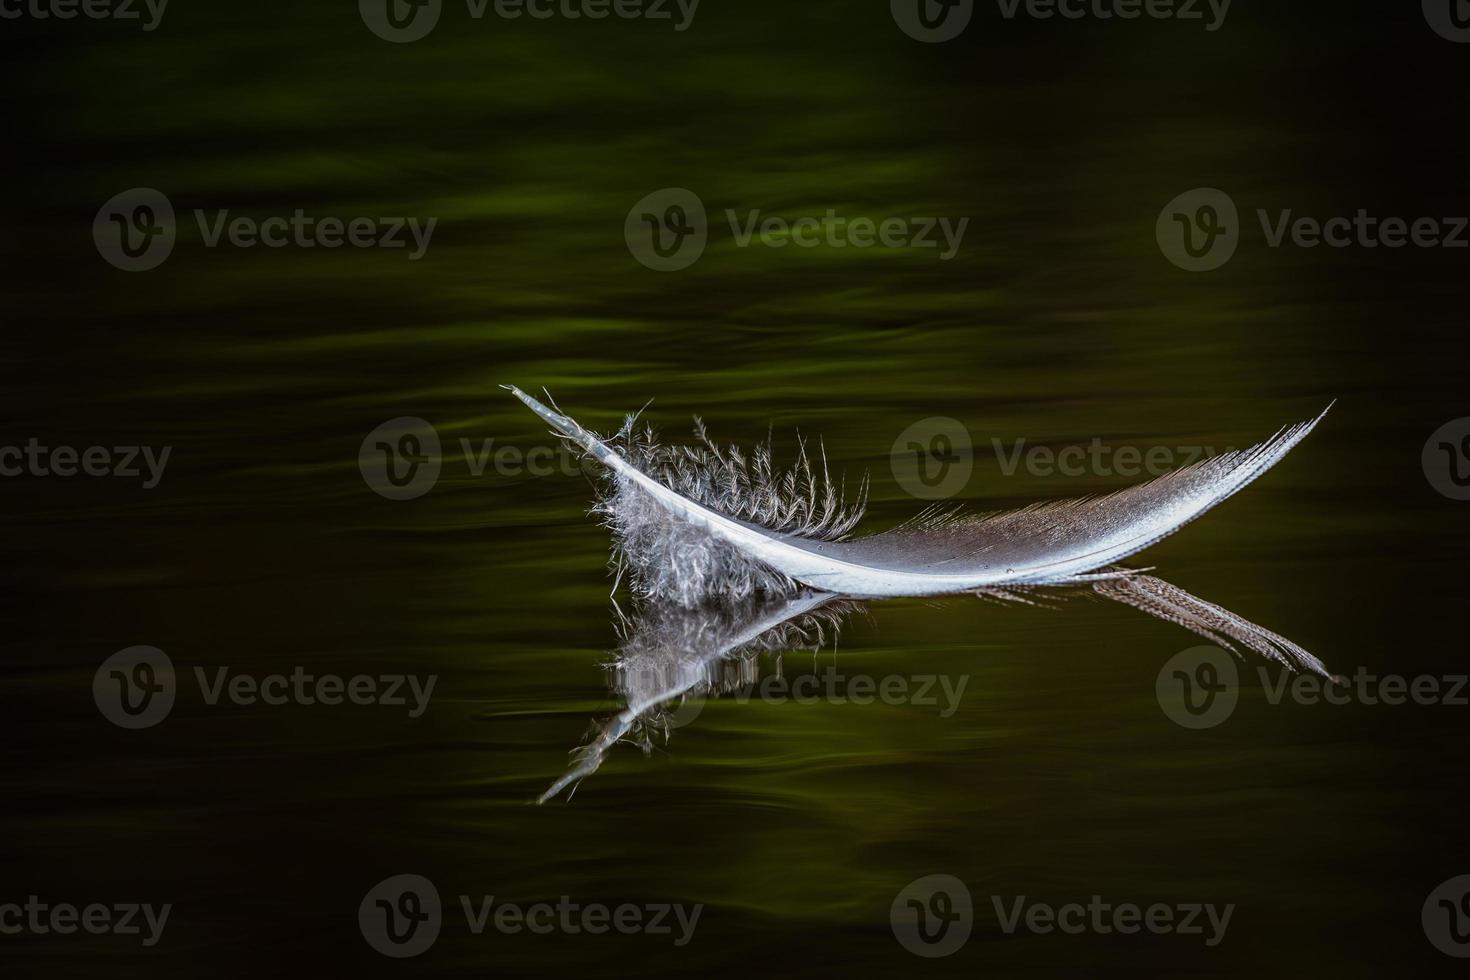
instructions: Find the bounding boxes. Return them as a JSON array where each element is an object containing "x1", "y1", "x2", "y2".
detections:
[{"x1": 505, "y1": 385, "x2": 1331, "y2": 598}]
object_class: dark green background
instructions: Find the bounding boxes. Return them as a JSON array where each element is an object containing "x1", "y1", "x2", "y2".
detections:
[{"x1": 3, "y1": 0, "x2": 1468, "y2": 976}]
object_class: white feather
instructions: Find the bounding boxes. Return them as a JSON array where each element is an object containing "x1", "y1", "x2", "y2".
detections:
[{"x1": 506, "y1": 385, "x2": 1331, "y2": 598}]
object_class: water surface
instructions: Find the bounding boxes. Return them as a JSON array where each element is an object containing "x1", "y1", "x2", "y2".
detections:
[{"x1": 3, "y1": 3, "x2": 1467, "y2": 976}]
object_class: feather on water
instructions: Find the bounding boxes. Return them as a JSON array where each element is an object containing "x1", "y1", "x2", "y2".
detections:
[
  {"x1": 507, "y1": 384, "x2": 1331, "y2": 597},
  {"x1": 512, "y1": 388, "x2": 1338, "y2": 800}
]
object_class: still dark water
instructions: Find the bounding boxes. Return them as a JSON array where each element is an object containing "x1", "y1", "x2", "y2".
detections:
[{"x1": 3, "y1": 2, "x2": 1469, "y2": 977}]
